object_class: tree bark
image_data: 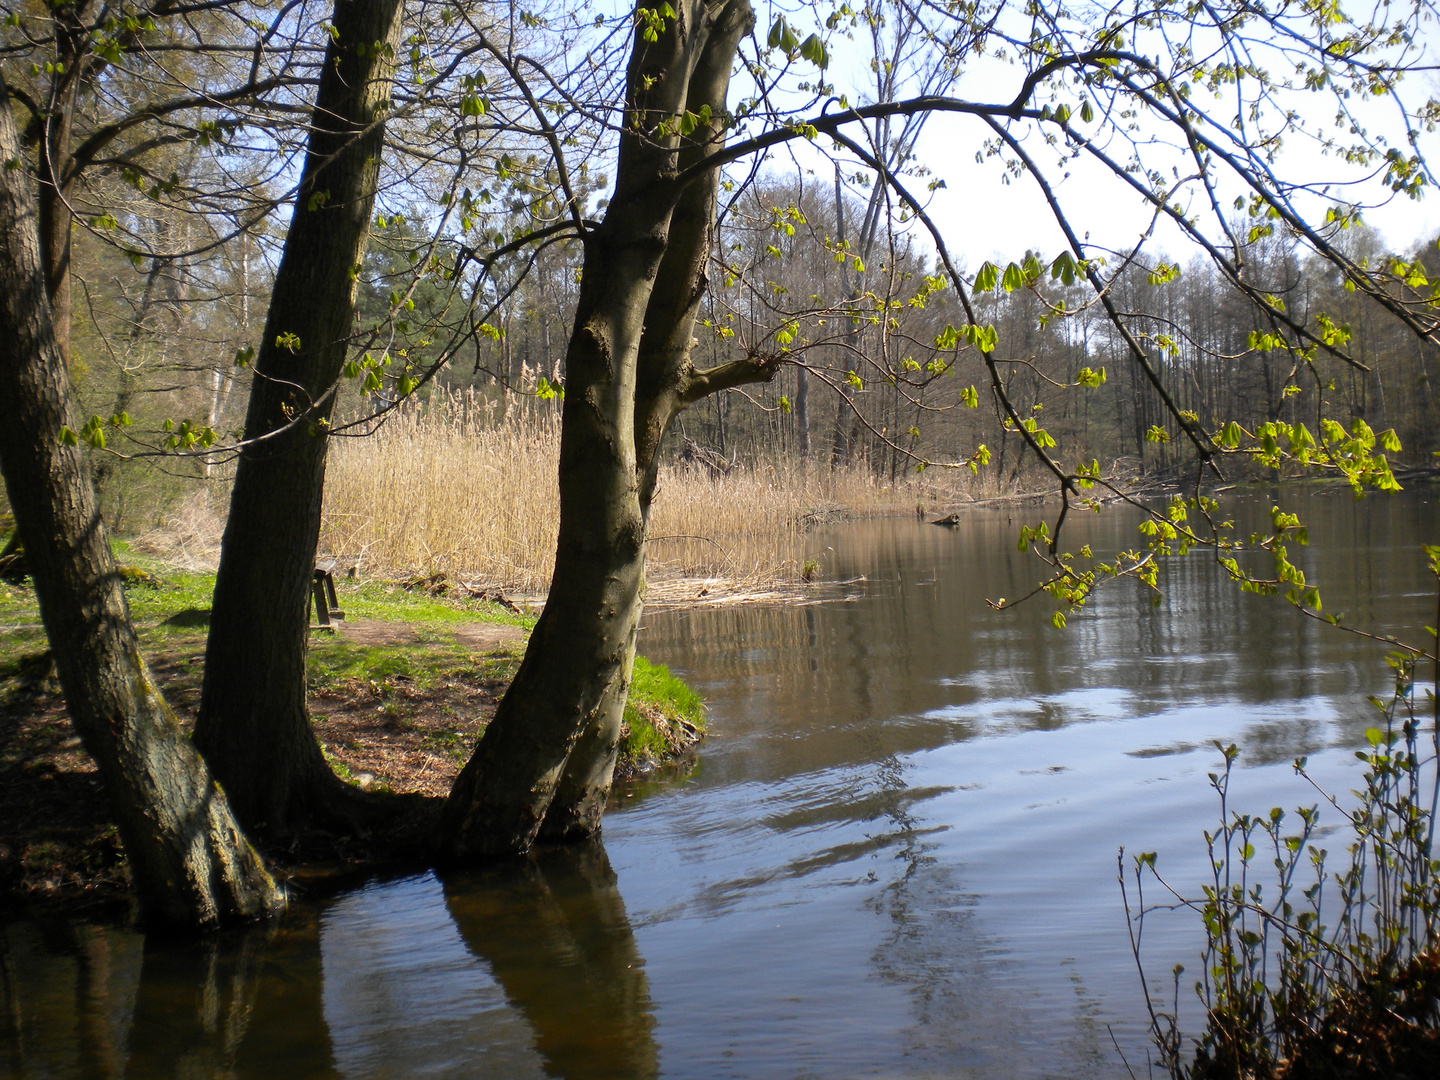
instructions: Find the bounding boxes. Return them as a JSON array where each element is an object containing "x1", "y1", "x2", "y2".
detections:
[
  {"x1": 440, "y1": 0, "x2": 776, "y2": 859},
  {"x1": 194, "y1": 0, "x2": 405, "y2": 833},
  {"x1": 36, "y1": 4, "x2": 88, "y2": 359},
  {"x1": 795, "y1": 364, "x2": 810, "y2": 459},
  {"x1": 0, "y1": 73, "x2": 284, "y2": 930}
]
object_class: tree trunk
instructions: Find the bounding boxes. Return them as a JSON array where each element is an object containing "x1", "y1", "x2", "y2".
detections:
[
  {"x1": 194, "y1": 0, "x2": 405, "y2": 834},
  {"x1": 36, "y1": 8, "x2": 86, "y2": 359},
  {"x1": 795, "y1": 363, "x2": 810, "y2": 459},
  {"x1": 440, "y1": 0, "x2": 774, "y2": 859},
  {"x1": 0, "y1": 74, "x2": 283, "y2": 930}
]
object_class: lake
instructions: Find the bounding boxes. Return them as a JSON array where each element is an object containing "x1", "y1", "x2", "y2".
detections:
[{"x1": 3, "y1": 484, "x2": 1436, "y2": 1079}]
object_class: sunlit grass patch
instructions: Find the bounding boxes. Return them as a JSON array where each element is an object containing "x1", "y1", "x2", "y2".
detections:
[{"x1": 622, "y1": 656, "x2": 706, "y2": 769}]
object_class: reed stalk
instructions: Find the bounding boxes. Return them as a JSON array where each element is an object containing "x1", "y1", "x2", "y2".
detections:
[{"x1": 319, "y1": 397, "x2": 982, "y2": 590}]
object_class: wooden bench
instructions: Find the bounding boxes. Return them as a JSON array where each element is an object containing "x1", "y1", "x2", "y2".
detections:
[{"x1": 311, "y1": 559, "x2": 345, "y2": 629}]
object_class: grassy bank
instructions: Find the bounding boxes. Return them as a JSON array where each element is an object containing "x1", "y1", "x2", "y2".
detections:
[{"x1": 0, "y1": 548, "x2": 704, "y2": 912}]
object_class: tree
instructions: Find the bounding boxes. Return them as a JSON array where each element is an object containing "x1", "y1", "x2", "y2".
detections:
[
  {"x1": 440, "y1": 0, "x2": 772, "y2": 856},
  {"x1": 0, "y1": 0, "x2": 411, "y2": 919},
  {"x1": 0, "y1": 69, "x2": 282, "y2": 928},
  {"x1": 194, "y1": 0, "x2": 408, "y2": 834},
  {"x1": 8, "y1": 0, "x2": 1435, "y2": 881},
  {"x1": 438, "y1": 0, "x2": 1440, "y2": 856}
]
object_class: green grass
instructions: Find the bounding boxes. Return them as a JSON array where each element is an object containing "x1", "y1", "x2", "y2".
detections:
[
  {"x1": 2, "y1": 537, "x2": 704, "y2": 775},
  {"x1": 305, "y1": 635, "x2": 523, "y2": 698},
  {"x1": 2, "y1": 541, "x2": 532, "y2": 636},
  {"x1": 623, "y1": 656, "x2": 706, "y2": 763},
  {"x1": 630, "y1": 656, "x2": 704, "y2": 726},
  {"x1": 335, "y1": 579, "x2": 533, "y2": 627}
]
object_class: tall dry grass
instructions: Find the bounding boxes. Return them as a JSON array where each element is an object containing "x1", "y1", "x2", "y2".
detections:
[
  {"x1": 319, "y1": 400, "x2": 984, "y2": 592},
  {"x1": 322, "y1": 404, "x2": 563, "y2": 592}
]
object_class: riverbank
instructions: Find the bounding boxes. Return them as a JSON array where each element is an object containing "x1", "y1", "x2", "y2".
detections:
[{"x1": 0, "y1": 555, "x2": 704, "y2": 920}]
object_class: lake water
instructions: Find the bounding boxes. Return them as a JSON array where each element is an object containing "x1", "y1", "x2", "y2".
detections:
[{"x1": 3, "y1": 485, "x2": 1437, "y2": 1079}]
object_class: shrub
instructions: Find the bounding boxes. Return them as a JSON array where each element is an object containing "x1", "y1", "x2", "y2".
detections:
[{"x1": 1125, "y1": 654, "x2": 1440, "y2": 1078}]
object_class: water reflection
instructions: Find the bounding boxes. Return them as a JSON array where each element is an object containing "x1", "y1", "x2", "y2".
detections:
[
  {"x1": 3, "y1": 846, "x2": 655, "y2": 1080},
  {"x1": 2, "y1": 920, "x2": 139, "y2": 1079},
  {"x1": 3, "y1": 487, "x2": 1435, "y2": 1080},
  {"x1": 125, "y1": 913, "x2": 337, "y2": 1079},
  {"x1": 443, "y1": 844, "x2": 657, "y2": 1080},
  {"x1": 648, "y1": 488, "x2": 1438, "y2": 782},
  {"x1": 0, "y1": 912, "x2": 336, "y2": 1080},
  {"x1": 625, "y1": 485, "x2": 1439, "y2": 1073}
]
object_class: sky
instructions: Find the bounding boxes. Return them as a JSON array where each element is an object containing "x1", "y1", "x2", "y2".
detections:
[{"x1": 756, "y1": 0, "x2": 1440, "y2": 272}]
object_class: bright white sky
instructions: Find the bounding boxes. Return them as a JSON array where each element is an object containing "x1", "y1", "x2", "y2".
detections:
[
  {"x1": 914, "y1": 109, "x2": 1440, "y2": 267},
  {"x1": 753, "y1": 0, "x2": 1440, "y2": 271}
]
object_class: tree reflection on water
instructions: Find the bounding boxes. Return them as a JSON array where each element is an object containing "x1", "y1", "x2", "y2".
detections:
[
  {"x1": 2, "y1": 842, "x2": 656, "y2": 1080},
  {"x1": 443, "y1": 842, "x2": 658, "y2": 1080}
]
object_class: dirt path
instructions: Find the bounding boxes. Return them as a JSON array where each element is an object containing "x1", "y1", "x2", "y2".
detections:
[{"x1": 334, "y1": 617, "x2": 524, "y2": 650}]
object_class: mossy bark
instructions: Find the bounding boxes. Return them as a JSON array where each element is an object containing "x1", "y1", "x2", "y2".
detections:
[
  {"x1": 0, "y1": 73, "x2": 283, "y2": 930},
  {"x1": 440, "y1": 0, "x2": 778, "y2": 859},
  {"x1": 195, "y1": 0, "x2": 405, "y2": 834}
]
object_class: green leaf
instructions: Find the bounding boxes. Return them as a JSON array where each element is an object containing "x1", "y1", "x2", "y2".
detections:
[
  {"x1": 959, "y1": 323, "x2": 998, "y2": 351},
  {"x1": 80, "y1": 415, "x2": 106, "y2": 449},
  {"x1": 974, "y1": 261, "x2": 998, "y2": 292},
  {"x1": 1147, "y1": 262, "x2": 1180, "y2": 286},
  {"x1": 799, "y1": 33, "x2": 828, "y2": 68},
  {"x1": 1050, "y1": 251, "x2": 1078, "y2": 286}
]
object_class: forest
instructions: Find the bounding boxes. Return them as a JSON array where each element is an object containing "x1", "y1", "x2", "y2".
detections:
[{"x1": 53, "y1": 146, "x2": 1440, "y2": 525}]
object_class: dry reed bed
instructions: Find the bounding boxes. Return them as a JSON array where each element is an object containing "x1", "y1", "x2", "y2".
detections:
[{"x1": 320, "y1": 410, "x2": 976, "y2": 591}]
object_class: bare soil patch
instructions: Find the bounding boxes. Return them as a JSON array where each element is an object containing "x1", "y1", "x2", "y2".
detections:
[
  {"x1": 308, "y1": 619, "x2": 525, "y2": 800},
  {"x1": 337, "y1": 616, "x2": 524, "y2": 651}
]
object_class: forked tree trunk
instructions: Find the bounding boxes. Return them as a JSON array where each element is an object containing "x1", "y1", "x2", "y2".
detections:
[
  {"x1": 0, "y1": 75, "x2": 283, "y2": 929},
  {"x1": 441, "y1": 0, "x2": 778, "y2": 859},
  {"x1": 194, "y1": 0, "x2": 405, "y2": 833}
]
